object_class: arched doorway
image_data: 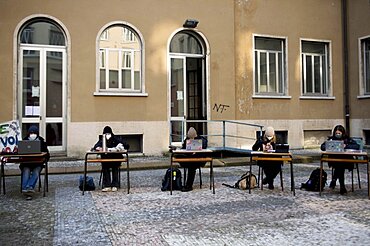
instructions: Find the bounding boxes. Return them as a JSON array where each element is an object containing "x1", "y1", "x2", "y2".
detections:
[
  {"x1": 18, "y1": 19, "x2": 67, "y2": 151},
  {"x1": 169, "y1": 30, "x2": 208, "y2": 143}
]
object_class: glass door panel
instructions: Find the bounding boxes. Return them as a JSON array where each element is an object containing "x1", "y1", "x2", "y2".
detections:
[
  {"x1": 46, "y1": 51, "x2": 63, "y2": 117},
  {"x1": 22, "y1": 50, "x2": 40, "y2": 118},
  {"x1": 171, "y1": 58, "x2": 185, "y2": 117}
]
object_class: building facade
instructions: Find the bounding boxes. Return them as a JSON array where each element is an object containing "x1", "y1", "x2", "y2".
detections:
[{"x1": 0, "y1": 0, "x2": 369, "y2": 158}]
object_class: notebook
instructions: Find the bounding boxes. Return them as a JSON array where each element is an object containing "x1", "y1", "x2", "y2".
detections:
[
  {"x1": 325, "y1": 140, "x2": 344, "y2": 152},
  {"x1": 275, "y1": 144, "x2": 289, "y2": 153},
  {"x1": 17, "y1": 140, "x2": 42, "y2": 154},
  {"x1": 186, "y1": 139, "x2": 203, "y2": 150}
]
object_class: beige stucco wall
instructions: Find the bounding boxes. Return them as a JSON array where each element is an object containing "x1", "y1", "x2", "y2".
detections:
[
  {"x1": 234, "y1": 0, "x2": 345, "y2": 121},
  {"x1": 0, "y1": 0, "x2": 369, "y2": 157}
]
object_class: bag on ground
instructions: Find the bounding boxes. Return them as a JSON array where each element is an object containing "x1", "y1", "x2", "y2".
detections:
[
  {"x1": 161, "y1": 167, "x2": 183, "y2": 191},
  {"x1": 300, "y1": 168, "x2": 327, "y2": 192},
  {"x1": 222, "y1": 171, "x2": 257, "y2": 190},
  {"x1": 79, "y1": 175, "x2": 96, "y2": 191}
]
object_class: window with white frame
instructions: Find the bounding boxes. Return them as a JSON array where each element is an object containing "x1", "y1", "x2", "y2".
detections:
[
  {"x1": 254, "y1": 36, "x2": 286, "y2": 95},
  {"x1": 360, "y1": 37, "x2": 370, "y2": 95},
  {"x1": 301, "y1": 40, "x2": 330, "y2": 96},
  {"x1": 98, "y1": 25, "x2": 142, "y2": 92}
]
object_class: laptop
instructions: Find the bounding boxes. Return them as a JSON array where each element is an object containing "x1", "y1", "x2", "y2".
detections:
[
  {"x1": 17, "y1": 140, "x2": 42, "y2": 154},
  {"x1": 186, "y1": 139, "x2": 203, "y2": 150},
  {"x1": 275, "y1": 144, "x2": 289, "y2": 153},
  {"x1": 325, "y1": 140, "x2": 344, "y2": 152}
]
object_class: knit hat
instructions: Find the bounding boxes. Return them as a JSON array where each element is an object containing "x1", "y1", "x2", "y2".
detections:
[
  {"x1": 28, "y1": 125, "x2": 39, "y2": 134},
  {"x1": 187, "y1": 127, "x2": 197, "y2": 139},
  {"x1": 265, "y1": 126, "x2": 275, "y2": 138},
  {"x1": 103, "y1": 126, "x2": 113, "y2": 134}
]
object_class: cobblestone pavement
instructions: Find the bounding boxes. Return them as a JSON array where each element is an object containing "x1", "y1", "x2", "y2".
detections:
[{"x1": 1, "y1": 161, "x2": 370, "y2": 245}]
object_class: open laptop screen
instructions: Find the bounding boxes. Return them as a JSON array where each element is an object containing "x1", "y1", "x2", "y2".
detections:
[
  {"x1": 17, "y1": 140, "x2": 42, "y2": 154},
  {"x1": 186, "y1": 139, "x2": 203, "y2": 150}
]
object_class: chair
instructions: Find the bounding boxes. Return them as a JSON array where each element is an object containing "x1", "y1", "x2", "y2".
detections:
[
  {"x1": 258, "y1": 165, "x2": 284, "y2": 191},
  {"x1": 99, "y1": 165, "x2": 122, "y2": 188},
  {"x1": 181, "y1": 166, "x2": 203, "y2": 188},
  {"x1": 19, "y1": 163, "x2": 47, "y2": 193}
]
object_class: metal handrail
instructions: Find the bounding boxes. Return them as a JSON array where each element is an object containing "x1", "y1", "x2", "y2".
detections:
[{"x1": 170, "y1": 119, "x2": 264, "y2": 149}]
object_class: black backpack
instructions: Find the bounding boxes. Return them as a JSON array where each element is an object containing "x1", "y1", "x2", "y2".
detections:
[
  {"x1": 161, "y1": 168, "x2": 183, "y2": 191},
  {"x1": 79, "y1": 176, "x2": 96, "y2": 191},
  {"x1": 301, "y1": 168, "x2": 327, "y2": 192}
]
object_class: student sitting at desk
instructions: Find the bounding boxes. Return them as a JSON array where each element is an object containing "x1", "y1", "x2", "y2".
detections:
[
  {"x1": 20, "y1": 125, "x2": 49, "y2": 200},
  {"x1": 93, "y1": 126, "x2": 129, "y2": 192},
  {"x1": 252, "y1": 126, "x2": 282, "y2": 190},
  {"x1": 320, "y1": 124, "x2": 359, "y2": 195},
  {"x1": 180, "y1": 127, "x2": 208, "y2": 192}
]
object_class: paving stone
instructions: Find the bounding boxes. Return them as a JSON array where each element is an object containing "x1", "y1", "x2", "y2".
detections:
[{"x1": 0, "y1": 159, "x2": 370, "y2": 245}]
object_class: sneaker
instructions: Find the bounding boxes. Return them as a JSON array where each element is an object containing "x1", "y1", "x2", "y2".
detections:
[
  {"x1": 111, "y1": 187, "x2": 118, "y2": 192},
  {"x1": 329, "y1": 180, "x2": 336, "y2": 189},
  {"x1": 268, "y1": 183, "x2": 274, "y2": 190},
  {"x1": 340, "y1": 186, "x2": 347, "y2": 195},
  {"x1": 102, "y1": 187, "x2": 112, "y2": 192}
]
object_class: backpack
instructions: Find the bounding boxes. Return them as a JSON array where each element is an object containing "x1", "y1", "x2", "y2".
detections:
[
  {"x1": 161, "y1": 168, "x2": 183, "y2": 191},
  {"x1": 79, "y1": 176, "x2": 96, "y2": 191},
  {"x1": 222, "y1": 171, "x2": 257, "y2": 190},
  {"x1": 301, "y1": 168, "x2": 327, "y2": 192}
]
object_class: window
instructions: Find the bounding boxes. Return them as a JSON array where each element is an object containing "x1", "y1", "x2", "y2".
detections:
[
  {"x1": 360, "y1": 37, "x2": 370, "y2": 95},
  {"x1": 301, "y1": 40, "x2": 330, "y2": 96},
  {"x1": 98, "y1": 25, "x2": 143, "y2": 93},
  {"x1": 254, "y1": 36, "x2": 286, "y2": 95}
]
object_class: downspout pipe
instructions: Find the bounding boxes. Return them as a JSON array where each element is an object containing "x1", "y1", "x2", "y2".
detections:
[{"x1": 342, "y1": 0, "x2": 350, "y2": 135}]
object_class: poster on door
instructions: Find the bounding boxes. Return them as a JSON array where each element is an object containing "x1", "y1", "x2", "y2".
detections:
[{"x1": 0, "y1": 120, "x2": 21, "y2": 153}]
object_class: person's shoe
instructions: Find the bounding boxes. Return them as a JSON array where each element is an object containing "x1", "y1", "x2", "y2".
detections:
[
  {"x1": 268, "y1": 183, "x2": 274, "y2": 190},
  {"x1": 181, "y1": 186, "x2": 193, "y2": 192},
  {"x1": 262, "y1": 178, "x2": 268, "y2": 185},
  {"x1": 27, "y1": 188, "x2": 35, "y2": 193},
  {"x1": 102, "y1": 187, "x2": 112, "y2": 192},
  {"x1": 111, "y1": 187, "x2": 118, "y2": 192},
  {"x1": 329, "y1": 180, "x2": 336, "y2": 189},
  {"x1": 340, "y1": 186, "x2": 347, "y2": 195}
]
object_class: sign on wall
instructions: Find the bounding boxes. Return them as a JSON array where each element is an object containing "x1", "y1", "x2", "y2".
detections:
[{"x1": 0, "y1": 120, "x2": 21, "y2": 153}]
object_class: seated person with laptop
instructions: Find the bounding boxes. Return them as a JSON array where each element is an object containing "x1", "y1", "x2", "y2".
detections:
[
  {"x1": 180, "y1": 127, "x2": 208, "y2": 192},
  {"x1": 19, "y1": 125, "x2": 49, "y2": 200},
  {"x1": 252, "y1": 126, "x2": 283, "y2": 190},
  {"x1": 320, "y1": 124, "x2": 359, "y2": 195}
]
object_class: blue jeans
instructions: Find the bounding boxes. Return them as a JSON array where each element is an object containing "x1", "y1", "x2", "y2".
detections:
[{"x1": 21, "y1": 165, "x2": 43, "y2": 190}]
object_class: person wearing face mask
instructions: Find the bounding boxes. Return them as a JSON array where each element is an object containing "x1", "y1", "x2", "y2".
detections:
[
  {"x1": 93, "y1": 126, "x2": 129, "y2": 192},
  {"x1": 320, "y1": 124, "x2": 359, "y2": 194},
  {"x1": 252, "y1": 126, "x2": 282, "y2": 190},
  {"x1": 19, "y1": 125, "x2": 49, "y2": 200}
]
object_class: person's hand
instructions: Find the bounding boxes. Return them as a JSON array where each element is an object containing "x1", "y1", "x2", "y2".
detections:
[{"x1": 96, "y1": 147, "x2": 103, "y2": 151}]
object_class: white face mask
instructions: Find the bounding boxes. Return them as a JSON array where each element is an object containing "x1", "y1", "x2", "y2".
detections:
[
  {"x1": 105, "y1": 134, "x2": 112, "y2": 140},
  {"x1": 29, "y1": 134, "x2": 37, "y2": 140},
  {"x1": 266, "y1": 136, "x2": 273, "y2": 140}
]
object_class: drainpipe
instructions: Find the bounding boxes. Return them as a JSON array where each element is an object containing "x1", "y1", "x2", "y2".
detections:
[{"x1": 342, "y1": 0, "x2": 350, "y2": 135}]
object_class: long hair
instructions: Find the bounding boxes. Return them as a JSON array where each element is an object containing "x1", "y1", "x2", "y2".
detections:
[{"x1": 332, "y1": 125, "x2": 347, "y2": 138}]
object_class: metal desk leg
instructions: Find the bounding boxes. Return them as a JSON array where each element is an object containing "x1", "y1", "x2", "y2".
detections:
[
  {"x1": 1, "y1": 160, "x2": 5, "y2": 195},
  {"x1": 367, "y1": 162, "x2": 369, "y2": 199},
  {"x1": 126, "y1": 153, "x2": 130, "y2": 194},
  {"x1": 319, "y1": 160, "x2": 323, "y2": 196},
  {"x1": 170, "y1": 153, "x2": 173, "y2": 195},
  {"x1": 290, "y1": 161, "x2": 295, "y2": 196},
  {"x1": 249, "y1": 160, "x2": 252, "y2": 194},
  {"x1": 83, "y1": 154, "x2": 87, "y2": 195},
  {"x1": 211, "y1": 160, "x2": 215, "y2": 194}
]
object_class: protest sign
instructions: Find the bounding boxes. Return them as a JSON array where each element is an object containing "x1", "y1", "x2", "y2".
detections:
[{"x1": 0, "y1": 120, "x2": 21, "y2": 153}]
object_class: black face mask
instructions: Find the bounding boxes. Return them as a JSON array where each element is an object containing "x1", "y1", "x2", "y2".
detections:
[{"x1": 335, "y1": 133, "x2": 342, "y2": 139}]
